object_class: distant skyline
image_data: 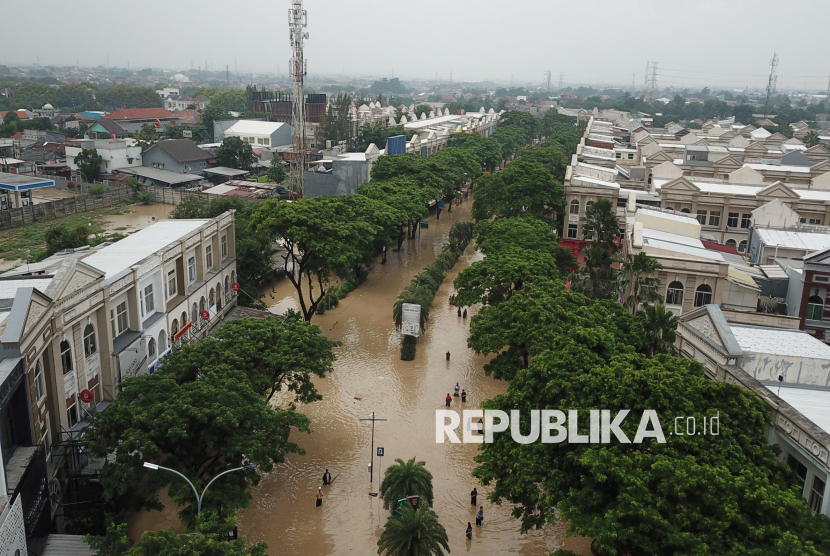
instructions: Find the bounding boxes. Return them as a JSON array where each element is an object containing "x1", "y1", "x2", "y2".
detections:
[{"x1": 4, "y1": 0, "x2": 830, "y2": 91}]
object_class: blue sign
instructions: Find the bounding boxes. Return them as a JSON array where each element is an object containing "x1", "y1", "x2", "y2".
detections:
[
  {"x1": 438, "y1": 201, "x2": 445, "y2": 210},
  {"x1": 377, "y1": 447, "x2": 384, "y2": 457}
]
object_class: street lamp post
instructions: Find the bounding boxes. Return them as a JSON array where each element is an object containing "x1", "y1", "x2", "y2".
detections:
[{"x1": 143, "y1": 461, "x2": 256, "y2": 530}]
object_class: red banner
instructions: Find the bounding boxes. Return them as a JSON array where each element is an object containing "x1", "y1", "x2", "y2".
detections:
[{"x1": 174, "y1": 320, "x2": 192, "y2": 341}]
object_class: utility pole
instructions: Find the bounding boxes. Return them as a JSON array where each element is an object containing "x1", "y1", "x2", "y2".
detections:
[
  {"x1": 631, "y1": 72, "x2": 635, "y2": 93},
  {"x1": 360, "y1": 412, "x2": 387, "y2": 485},
  {"x1": 763, "y1": 53, "x2": 779, "y2": 118},
  {"x1": 644, "y1": 61, "x2": 650, "y2": 90},
  {"x1": 288, "y1": 0, "x2": 309, "y2": 199},
  {"x1": 545, "y1": 70, "x2": 551, "y2": 94}
]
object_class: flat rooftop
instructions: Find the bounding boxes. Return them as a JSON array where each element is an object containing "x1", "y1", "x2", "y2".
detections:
[
  {"x1": 776, "y1": 386, "x2": 830, "y2": 434},
  {"x1": 754, "y1": 228, "x2": 830, "y2": 251},
  {"x1": 82, "y1": 220, "x2": 208, "y2": 284},
  {"x1": 0, "y1": 172, "x2": 55, "y2": 191},
  {"x1": 731, "y1": 325, "x2": 830, "y2": 359}
]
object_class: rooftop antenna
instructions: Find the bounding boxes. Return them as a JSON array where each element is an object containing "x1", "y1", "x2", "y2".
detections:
[
  {"x1": 288, "y1": 0, "x2": 309, "y2": 199},
  {"x1": 763, "y1": 53, "x2": 778, "y2": 119}
]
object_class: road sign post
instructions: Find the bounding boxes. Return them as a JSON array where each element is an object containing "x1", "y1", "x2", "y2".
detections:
[
  {"x1": 377, "y1": 447, "x2": 384, "y2": 490},
  {"x1": 359, "y1": 412, "x2": 386, "y2": 487}
]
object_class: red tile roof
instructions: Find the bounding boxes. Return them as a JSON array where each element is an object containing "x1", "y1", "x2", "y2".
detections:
[
  {"x1": 103, "y1": 108, "x2": 174, "y2": 120},
  {"x1": 702, "y1": 240, "x2": 740, "y2": 255}
]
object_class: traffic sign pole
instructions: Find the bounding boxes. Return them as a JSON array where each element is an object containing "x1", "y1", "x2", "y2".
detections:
[{"x1": 377, "y1": 447, "x2": 384, "y2": 492}]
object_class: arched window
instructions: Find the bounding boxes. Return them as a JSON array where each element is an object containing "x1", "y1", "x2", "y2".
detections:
[
  {"x1": 666, "y1": 281, "x2": 684, "y2": 305},
  {"x1": 666, "y1": 207, "x2": 674, "y2": 211},
  {"x1": 60, "y1": 340, "x2": 73, "y2": 375},
  {"x1": 191, "y1": 303, "x2": 198, "y2": 328},
  {"x1": 171, "y1": 319, "x2": 179, "y2": 336},
  {"x1": 694, "y1": 284, "x2": 713, "y2": 307},
  {"x1": 807, "y1": 295, "x2": 825, "y2": 321},
  {"x1": 181, "y1": 311, "x2": 188, "y2": 327},
  {"x1": 681, "y1": 208, "x2": 691, "y2": 213},
  {"x1": 725, "y1": 239, "x2": 737, "y2": 249},
  {"x1": 224, "y1": 275, "x2": 230, "y2": 297},
  {"x1": 738, "y1": 240, "x2": 747, "y2": 253},
  {"x1": 585, "y1": 200, "x2": 594, "y2": 212},
  {"x1": 200, "y1": 296, "x2": 206, "y2": 313},
  {"x1": 158, "y1": 330, "x2": 167, "y2": 353},
  {"x1": 83, "y1": 324, "x2": 96, "y2": 357},
  {"x1": 209, "y1": 288, "x2": 216, "y2": 308},
  {"x1": 215, "y1": 282, "x2": 222, "y2": 310},
  {"x1": 148, "y1": 337, "x2": 157, "y2": 359},
  {"x1": 569, "y1": 199, "x2": 580, "y2": 214}
]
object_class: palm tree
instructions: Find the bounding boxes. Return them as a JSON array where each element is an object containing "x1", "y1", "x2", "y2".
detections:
[
  {"x1": 393, "y1": 289, "x2": 432, "y2": 332},
  {"x1": 636, "y1": 304, "x2": 679, "y2": 356},
  {"x1": 620, "y1": 252, "x2": 663, "y2": 313},
  {"x1": 805, "y1": 130, "x2": 820, "y2": 148},
  {"x1": 571, "y1": 246, "x2": 617, "y2": 299},
  {"x1": 379, "y1": 457, "x2": 434, "y2": 512},
  {"x1": 581, "y1": 198, "x2": 619, "y2": 252},
  {"x1": 377, "y1": 505, "x2": 450, "y2": 556}
]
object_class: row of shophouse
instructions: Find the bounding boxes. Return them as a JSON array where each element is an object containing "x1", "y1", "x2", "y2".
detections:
[
  {"x1": 0, "y1": 211, "x2": 238, "y2": 547},
  {"x1": 562, "y1": 115, "x2": 830, "y2": 518}
]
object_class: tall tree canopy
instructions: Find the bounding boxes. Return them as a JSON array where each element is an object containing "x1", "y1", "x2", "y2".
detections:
[
  {"x1": 471, "y1": 160, "x2": 564, "y2": 221},
  {"x1": 97, "y1": 84, "x2": 163, "y2": 110},
  {"x1": 216, "y1": 136, "x2": 254, "y2": 170}
]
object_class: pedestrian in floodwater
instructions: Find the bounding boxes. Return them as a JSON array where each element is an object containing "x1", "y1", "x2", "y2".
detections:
[
  {"x1": 471, "y1": 487, "x2": 477, "y2": 506},
  {"x1": 454, "y1": 382, "x2": 460, "y2": 396},
  {"x1": 476, "y1": 506, "x2": 484, "y2": 526},
  {"x1": 446, "y1": 350, "x2": 451, "y2": 361},
  {"x1": 457, "y1": 307, "x2": 462, "y2": 317},
  {"x1": 466, "y1": 522, "x2": 473, "y2": 540},
  {"x1": 463, "y1": 309, "x2": 468, "y2": 319},
  {"x1": 316, "y1": 487, "x2": 323, "y2": 507},
  {"x1": 322, "y1": 469, "x2": 331, "y2": 485},
  {"x1": 445, "y1": 393, "x2": 452, "y2": 407},
  {"x1": 461, "y1": 389, "x2": 467, "y2": 403}
]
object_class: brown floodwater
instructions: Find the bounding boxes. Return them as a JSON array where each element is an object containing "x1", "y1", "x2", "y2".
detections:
[
  {"x1": 129, "y1": 201, "x2": 592, "y2": 555},
  {"x1": 99, "y1": 202, "x2": 174, "y2": 234}
]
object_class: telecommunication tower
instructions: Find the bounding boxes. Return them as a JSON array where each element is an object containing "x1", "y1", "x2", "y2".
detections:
[
  {"x1": 763, "y1": 53, "x2": 778, "y2": 118},
  {"x1": 288, "y1": 0, "x2": 308, "y2": 198},
  {"x1": 545, "y1": 70, "x2": 552, "y2": 93}
]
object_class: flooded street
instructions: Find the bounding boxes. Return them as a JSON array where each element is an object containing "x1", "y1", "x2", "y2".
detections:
[{"x1": 131, "y1": 200, "x2": 592, "y2": 555}]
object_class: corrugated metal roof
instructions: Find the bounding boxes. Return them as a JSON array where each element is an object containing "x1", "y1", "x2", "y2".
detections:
[
  {"x1": 754, "y1": 228, "x2": 830, "y2": 251},
  {"x1": 82, "y1": 220, "x2": 208, "y2": 284},
  {"x1": 760, "y1": 265, "x2": 789, "y2": 279},
  {"x1": 731, "y1": 325, "x2": 830, "y2": 359},
  {"x1": 42, "y1": 534, "x2": 95, "y2": 556}
]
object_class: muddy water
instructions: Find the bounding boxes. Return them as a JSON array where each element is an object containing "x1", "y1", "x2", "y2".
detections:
[
  {"x1": 130, "y1": 201, "x2": 592, "y2": 555},
  {"x1": 100, "y1": 203, "x2": 174, "y2": 234}
]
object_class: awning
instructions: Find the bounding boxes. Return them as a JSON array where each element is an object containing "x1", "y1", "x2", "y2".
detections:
[{"x1": 0, "y1": 171, "x2": 55, "y2": 191}]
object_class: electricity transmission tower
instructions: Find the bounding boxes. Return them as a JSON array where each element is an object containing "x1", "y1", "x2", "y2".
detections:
[
  {"x1": 646, "y1": 62, "x2": 658, "y2": 97},
  {"x1": 763, "y1": 53, "x2": 778, "y2": 118},
  {"x1": 288, "y1": 0, "x2": 308, "y2": 199},
  {"x1": 545, "y1": 70, "x2": 551, "y2": 94},
  {"x1": 558, "y1": 72, "x2": 564, "y2": 89}
]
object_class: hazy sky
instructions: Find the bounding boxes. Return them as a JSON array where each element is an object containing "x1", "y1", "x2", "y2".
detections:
[{"x1": 4, "y1": 0, "x2": 830, "y2": 90}]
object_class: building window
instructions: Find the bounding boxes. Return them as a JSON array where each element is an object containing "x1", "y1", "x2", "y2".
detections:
[
  {"x1": 567, "y1": 224, "x2": 578, "y2": 239},
  {"x1": 708, "y1": 211, "x2": 721, "y2": 227},
  {"x1": 738, "y1": 240, "x2": 747, "y2": 253},
  {"x1": 113, "y1": 301, "x2": 128, "y2": 336},
  {"x1": 727, "y1": 212, "x2": 739, "y2": 227},
  {"x1": 807, "y1": 295, "x2": 824, "y2": 321},
  {"x1": 694, "y1": 284, "x2": 713, "y2": 307},
  {"x1": 158, "y1": 330, "x2": 168, "y2": 354},
  {"x1": 741, "y1": 213, "x2": 752, "y2": 228},
  {"x1": 205, "y1": 245, "x2": 213, "y2": 270},
  {"x1": 725, "y1": 239, "x2": 737, "y2": 249},
  {"x1": 188, "y1": 256, "x2": 196, "y2": 282},
  {"x1": 788, "y1": 454, "x2": 808, "y2": 492},
  {"x1": 696, "y1": 210, "x2": 707, "y2": 225},
  {"x1": 83, "y1": 324, "x2": 96, "y2": 357},
  {"x1": 569, "y1": 199, "x2": 580, "y2": 215},
  {"x1": 221, "y1": 234, "x2": 228, "y2": 258},
  {"x1": 167, "y1": 269, "x2": 177, "y2": 298},
  {"x1": 681, "y1": 208, "x2": 691, "y2": 213},
  {"x1": 67, "y1": 403, "x2": 78, "y2": 428},
  {"x1": 148, "y1": 337, "x2": 157, "y2": 359},
  {"x1": 34, "y1": 363, "x2": 45, "y2": 401},
  {"x1": 585, "y1": 201, "x2": 593, "y2": 212},
  {"x1": 810, "y1": 476, "x2": 826, "y2": 514},
  {"x1": 143, "y1": 284, "x2": 154, "y2": 315},
  {"x1": 60, "y1": 339, "x2": 73, "y2": 375},
  {"x1": 810, "y1": 218, "x2": 822, "y2": 225},
  {"x1": 666, "y1": 281, "x2": 684, "y2": 305},
  {"x1": 627, "y1": 153, "x2": 634, "y2": 160},
  {"x1": 615, "y1": 152, "x2": 621, "y2": 159}
]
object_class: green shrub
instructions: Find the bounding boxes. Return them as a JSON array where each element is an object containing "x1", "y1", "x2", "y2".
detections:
[
  {"x1": 45, "y1": 223, "x2": 91, "y2": 255},
  {"x1": 86, "y1": 184, "x2": 104, "y2": 195},
  {"x1": 400, "y1": 335, "x2": 417, "y2": 361}
]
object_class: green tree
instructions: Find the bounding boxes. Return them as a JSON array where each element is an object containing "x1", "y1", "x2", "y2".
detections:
[
  {"x1": 732, "y1": 104, "x2": 754, "y2": 125},
  {"x1": 133, "y1": 123, "x2": 160, "y2": 150},
  {"x1": 201, "y1": 103, "x2": 231, "y2": 139},
  {"x1": 636, "y1": 303, "x2": 679, "y2": 356},
  {"x1": 570, "y1": 245, "x2": 617, "y2": 300},
  {"x1": 159, "y1": 314, "x2": 339, "y2": 403},
  {"x1": 56, "y1": 83, "x2": 96, "y2": 111},
  {"x1": 161, "y1": 122, "x2": 184, "y2": 139},
  {"x1": 216, "y1": 136, "x2": 254, "y2": 170},
  {"x1": 471, "y1": 160, "x2": 564, "y2": 221},
  {"x1": 358, "y1": 178, "x2": 440, "y2": 250},
  {"x1": 581, "y1": 198, "x2": 619, "y2": 251},
  {"x1": 74, "y1": 148, "x2": 104, "y2": 180},
  {"x1": 446, "y1": 132, "x2": 502, "y2": 172},
  {"x1": 474, "y1": 216, "x2": 570, "y2": 262},
  {"x1": 453, "y1": 247, "x2": 563, "y2": 307},
  {"x1": 805, "y1": 130, "x2": 820, "y2": 148},
  {"x1": 474, "y1": 336, "x2": 830, "y2": 555},
  {"x1": 97, "y1": 84, "x2": 163, "y2": 110},
  {"x1": 85, "y1": 366, "x2": 310, "y2": 530},
  {"x1": 207, "y1": 88, "x2": 249, "y2": 112},
  {"x1": 319, "y1": 92, "x2": 354, "y2": 149},
  {"x1": 266, "y1": 155, "x2": 287, "y2": 183},
  {"x1": 8, "y1": 82, "x2": 56, "y2": 110},
  {"x1": 413, "y1": 103, "x2": 433, "y2": 119},
  {"x1": 250, "y1": 196, "x2": 382, "y2": 321},
  {"x1": 619, "y1": 251, "x2": 663, "y2": 313},
  {"x1": 497, "y1": 110, "x2": 541, "y2": 143},
  {"x1": 377, "y1": 505, "x2": 449, "y2": 556},
  {"x1": 379, "y1": 457, "x2": 435, "y2": 512}
]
